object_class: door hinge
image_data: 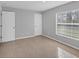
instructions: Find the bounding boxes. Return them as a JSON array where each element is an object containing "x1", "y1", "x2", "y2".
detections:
[
  {"x1": 0, "y1": 25, "x2": 2, "y2": 27},
  {"x1": 0, "y1": 36, "x2": 2, "y2": 38},
  {"x1": 1, "y1": 13, "x2": 2, "y2": 16}
]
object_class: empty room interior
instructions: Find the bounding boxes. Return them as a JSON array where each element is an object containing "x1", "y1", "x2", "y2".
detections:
[{"x1": 0, "y1": 1, "x2": 79, "y2": 58}]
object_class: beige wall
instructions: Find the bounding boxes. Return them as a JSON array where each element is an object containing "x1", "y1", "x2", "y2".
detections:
[
  {"x1": 2, "y1": 7, "x2": 40, "y2": 39},
  {"x1": 0, "y1": 6, "x2": 2, "y2": 42},
  {"x1": 42, "y1": 1, "x2": 79, "y2": 49}
]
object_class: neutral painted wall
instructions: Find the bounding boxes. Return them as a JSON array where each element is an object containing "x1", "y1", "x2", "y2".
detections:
[
  {"x1": 42, "y1": 1, "x2": 79, "y2": 49},
  {"x1": 2, "y1": 7, "x2": 40, "y2": 39},
  {"x1": 0, "y1": 6, "x2": 2, "y2": 42}
]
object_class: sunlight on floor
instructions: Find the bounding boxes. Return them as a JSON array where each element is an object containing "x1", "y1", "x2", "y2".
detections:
[{"x1": 58, "y1": 47, "x2": 77, "y2": 58}]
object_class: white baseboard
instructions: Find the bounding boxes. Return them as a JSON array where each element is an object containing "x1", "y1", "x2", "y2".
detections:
[
  {"x1": 0, "y1": 40, "x2": 2, "y2": 43},
  {"x1": 42, "y1": 35, "x2": 79, "y2": 50},
  {"x1": 1, "y1": 34, "x2": 79, "y2": 50},
  {"x1": 0, "y1": 35, "x2": 38, "y2": 43},
  {"x1": 16, "y1": 35, "x2": 38, "y2": 40},
  {"x1": 0, "y1": 39, "x2": 16, "y2": 43}
]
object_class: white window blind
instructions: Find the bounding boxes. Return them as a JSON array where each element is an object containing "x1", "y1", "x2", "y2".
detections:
[{"x1": 56, "y1": 9, "x2": 79, "y2": 40}]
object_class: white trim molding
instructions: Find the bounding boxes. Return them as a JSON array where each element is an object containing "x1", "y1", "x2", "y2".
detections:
[
  {"x1": 42, "y1": 34, "x2": 79, "y2": 50},
  {"x1": 0, "y1": 35, "x2": 38, "y2": 43},
  {"x1": 16, "y1": 35, "x2": 38, "y2": 40}
]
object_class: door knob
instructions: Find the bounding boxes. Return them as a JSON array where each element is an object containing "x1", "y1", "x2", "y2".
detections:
[{"x1": 13, "y1": 27, "x2": 15, "y2": 29}]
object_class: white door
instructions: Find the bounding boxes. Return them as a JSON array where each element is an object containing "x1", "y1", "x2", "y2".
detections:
[
  {"x1": 2, "y1": 11, "x2": 15, "y2": 42},
  {"x1": 34, "y1": 13, "x2": 42, "y2": 35}
]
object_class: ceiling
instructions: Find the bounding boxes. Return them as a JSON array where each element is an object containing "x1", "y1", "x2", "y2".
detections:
[{"x1": 0, "y1": 1, "x2": 71, "y2": 12}]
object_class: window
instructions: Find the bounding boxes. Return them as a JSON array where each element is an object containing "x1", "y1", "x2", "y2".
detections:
[{"x1": 56, "y1": 9, "x2": 79, "y2": 40}]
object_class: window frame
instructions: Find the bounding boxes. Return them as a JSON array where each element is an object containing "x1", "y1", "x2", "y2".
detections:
[{"x1": 56, "y1": 10, "x2": 79, "y2": 41}]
